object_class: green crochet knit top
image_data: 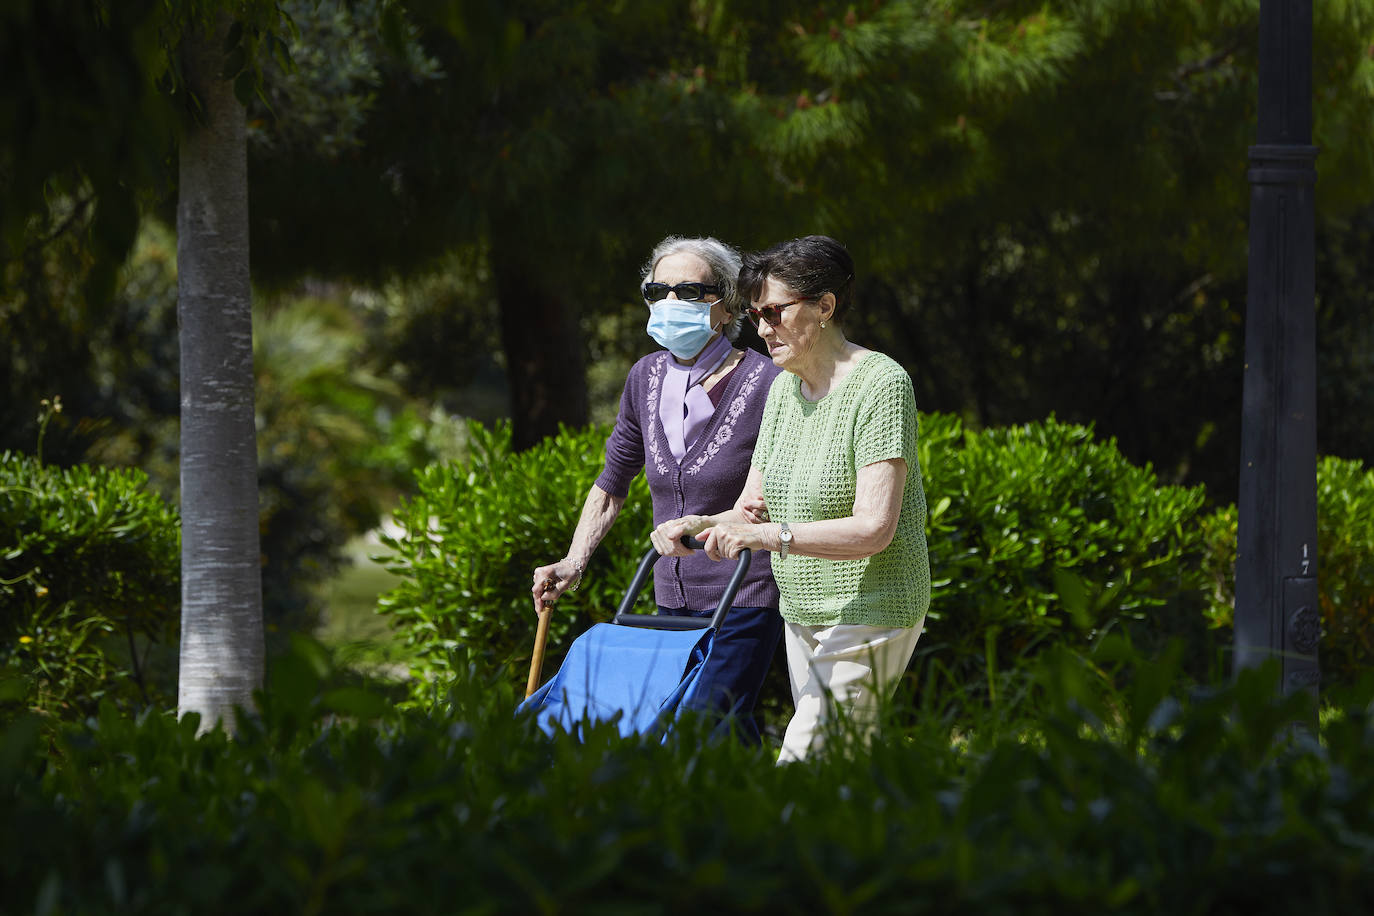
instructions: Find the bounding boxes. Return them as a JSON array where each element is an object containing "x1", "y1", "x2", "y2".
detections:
[{"x1": 752, "y1": 351, "x2": 931, "y2": 628}]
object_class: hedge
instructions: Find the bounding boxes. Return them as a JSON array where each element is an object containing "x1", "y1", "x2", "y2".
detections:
[
  {"x1": 2, "y1": 642, "x2": 1372, "y2": 914},
  {"x1": 379, "y1": 415, "x2": 1219, "y2": 712}
]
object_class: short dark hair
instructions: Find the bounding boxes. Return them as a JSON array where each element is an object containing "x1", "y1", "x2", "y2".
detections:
[{"x1": 739, "y1": 235, "x2": 855, "y2": 322}]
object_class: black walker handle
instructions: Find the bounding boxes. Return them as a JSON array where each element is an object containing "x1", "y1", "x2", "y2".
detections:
[{"x1": 611, "y1": 536, "x2": 752, "y2": 631}]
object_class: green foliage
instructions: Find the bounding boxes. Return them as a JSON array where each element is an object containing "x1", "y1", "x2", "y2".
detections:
[
  {"x1": 0, "y1": 452, "x2": 179, "y2": 723},
  {"x1": 253, "y1": 293, "x2": 422, "y2": 629},
  {"x1": 346, "y1": 250, "x2": 508, "y2": 425},
  {"x1": 246, "y1": 0, "x2": 761, "y2": 284},
  {"x1": 1315, "y1": 207, "x2": 1374, "y2": 469},
  {"x1": 918, "y1": 414, "x2": 1215, "y2": 711},
  {"x1": 382, "y1": 415, "x2": 1215, "y2": 712},
  {"x1": 10, "y1": 0, "x2": 1374, "y2": 519},
  {"x1": 0, "y1": 0, "x2": 294, "y2": 283},
  {"x1": 378, "y1": 420, "x2": 654, "y2": 699},
  {"x1": 0, "y1": 0, "x2": 175, "y2": 290},
  {"x1": 1, "y1": 216, "x2": 183, "y2": 470},
  {"x1": 735, "y1": 0, "x2": 1374, "y2": 499},
  {"x1": 2, "y1": 640, "x2": 1373, "y2": 913},
  {"x1": 8, "y1": 213, "x2": 487, "y2": 636},
  {"x1": 1317, "y1": 458, "x2": 1374, "y2": 676},
  {"x1": 7, "y1": 218, "x2": 479, "y2": 634},
  {"x1": 249, "y1": 0, "x2": 441, "y2": 162},
  {"x1": 1203, "y1": 456, "x2": 1374, "y2": 690}
]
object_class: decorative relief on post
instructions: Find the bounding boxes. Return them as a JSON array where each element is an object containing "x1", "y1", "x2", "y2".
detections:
[
  {"x1": 1285, "y1": 669, "x2": 1321, "y2": 691},
  {"x1": 1288, "y1": 604, "x2": 1321, "y2": 656}
]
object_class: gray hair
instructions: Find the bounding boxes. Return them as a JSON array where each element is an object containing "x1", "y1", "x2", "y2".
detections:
[{"x1": 641, "y1": 236, "x2": 745, "y2": 342}]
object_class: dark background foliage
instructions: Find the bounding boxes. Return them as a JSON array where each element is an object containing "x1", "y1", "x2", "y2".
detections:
[{"x1": 1, "y1": 0, "x2": 1371, "y2": 697}]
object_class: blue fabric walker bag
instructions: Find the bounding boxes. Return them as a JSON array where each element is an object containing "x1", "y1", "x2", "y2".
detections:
[{"x1": 519, "y1": 542, "x2": 751, "y2": 739}]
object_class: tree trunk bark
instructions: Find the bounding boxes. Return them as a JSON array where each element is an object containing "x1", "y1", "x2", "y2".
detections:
[
  {"x1": 492, "y1": 240, "x2": 588, "y2": 451},
  {"x1": 176, "y1": 17, "x2": 264, "y2": 731}
]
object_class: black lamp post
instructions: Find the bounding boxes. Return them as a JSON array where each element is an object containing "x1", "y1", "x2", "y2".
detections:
[{"x1": 1234, "y1": 0, "x2": 1320, "y2": 693}]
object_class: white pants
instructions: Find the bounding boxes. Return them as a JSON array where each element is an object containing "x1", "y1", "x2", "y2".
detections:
[{"x1": 777, "y1": 619, "x2": 924, "y2": 764}]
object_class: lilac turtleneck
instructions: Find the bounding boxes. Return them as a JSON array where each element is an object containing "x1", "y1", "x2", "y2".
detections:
[{"x1": 658, "y1": 332, "x2": 734, "y2": 461}]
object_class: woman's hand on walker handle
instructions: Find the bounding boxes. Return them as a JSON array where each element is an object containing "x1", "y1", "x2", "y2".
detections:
[
  {"x1": 650, "y1": 515, "x2": 708, "y2": 557},
  {"x1": 698, "y1": 523, "x2": 762, "y2": 562}
]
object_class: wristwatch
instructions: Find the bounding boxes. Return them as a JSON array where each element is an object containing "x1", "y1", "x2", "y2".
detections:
[{"x1": 778, "y1": 522, "x2": 793, "y2": 560}]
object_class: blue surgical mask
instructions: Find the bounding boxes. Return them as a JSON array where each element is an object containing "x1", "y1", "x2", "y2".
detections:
[{"x1": 646, "y1": 301, "x2": 718, "y2": 360}]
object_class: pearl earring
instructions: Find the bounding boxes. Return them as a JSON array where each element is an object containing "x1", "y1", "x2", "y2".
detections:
[{"x1": 820, "y1": 321, "x2": 827, "y2": 329}]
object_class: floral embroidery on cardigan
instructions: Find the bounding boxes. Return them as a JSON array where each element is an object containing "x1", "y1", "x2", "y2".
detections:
[
  {"x1": 645, "y1": 354, "x2": 670, "y2": 476},
  {"x1": 685, "y1": 360, "x2": 767, "y2": 476}
]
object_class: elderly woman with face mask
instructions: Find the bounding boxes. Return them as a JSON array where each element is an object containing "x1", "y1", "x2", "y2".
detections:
[
  {"x1": 651, "y1": 235, "x2": 931, "y2": 763},
  {"x1": 533, "y1": 236, "x2": 783, "y2": 742}
]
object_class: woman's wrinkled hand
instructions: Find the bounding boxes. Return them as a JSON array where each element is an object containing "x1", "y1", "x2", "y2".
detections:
[
  {"x1": 531, "y1": 558, "x2": 583, "y2": 614},
  {"x1": 698, "y1": 524, "x2": 759, "y2": 561},
  {"x1": 740, "y1": 494, "x2": 770, "y2": 524},
  {"x1": 649, "y1": 515, "x2": 707, "y2": 557}
]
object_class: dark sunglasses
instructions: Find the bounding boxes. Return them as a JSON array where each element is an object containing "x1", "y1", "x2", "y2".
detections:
[
  {"x1": 746, "y1": 297, "x2": 813, "y2": 327},
  {"x1": 642, "y1": 281, "x2": 720, "y2": 303}
]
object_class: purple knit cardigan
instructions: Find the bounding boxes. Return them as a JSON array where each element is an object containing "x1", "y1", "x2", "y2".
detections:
[{"x1": 596, "y1": 348, "x2": 782, "y2": 611}]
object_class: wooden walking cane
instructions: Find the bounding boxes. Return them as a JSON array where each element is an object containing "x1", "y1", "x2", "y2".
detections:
[{"x1": 525, "y1": 602, "x2": 553, "y2": 698}]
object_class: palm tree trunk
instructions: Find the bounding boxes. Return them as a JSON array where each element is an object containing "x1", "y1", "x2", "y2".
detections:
[{"x1": 176, "y1": 16, "x2": 264, "y2": 731}]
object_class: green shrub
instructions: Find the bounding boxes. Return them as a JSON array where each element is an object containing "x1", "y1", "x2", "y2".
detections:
[
  {"x1": 916, "y1": 415, "x2": 1216, "y2": 710},
  {"x1": 377, "y1": 420, "x2": 655, "y2": 700},
  {"x1": 0, "y1": 452, "x2": 179, "y2": 722},
  {"x1": 2, "y1": 642, "x2": 1373, "y2": 914},
  {"x1": 1202, "y1": 455, "x2": 1374, "y2": 691}
]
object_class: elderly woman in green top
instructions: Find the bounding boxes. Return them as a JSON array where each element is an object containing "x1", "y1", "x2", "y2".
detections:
[{"x1": 650, "y1": 235, "x2": 930, "y2": 763}]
